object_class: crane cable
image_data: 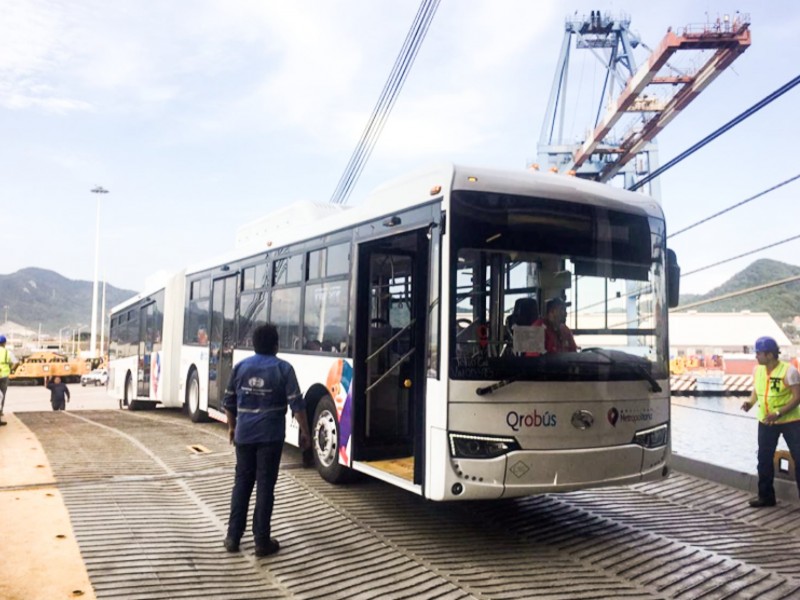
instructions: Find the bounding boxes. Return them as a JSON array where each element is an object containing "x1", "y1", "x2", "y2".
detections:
[
  {"x1": 668, "y1": 172, "x2": 800, "y2": 238},
  {"x1": 329, "y1": 0, "x2": 440, "y2": 206},
  {"x1": 628, "y1": 73, "x2": 800, "y2": 192},
  {"x1": 670, "y1": 274, "x2": 800, "y2": 312},
  {"x1": 681, "y1": 233, "x2": 800, "y2": 278}
]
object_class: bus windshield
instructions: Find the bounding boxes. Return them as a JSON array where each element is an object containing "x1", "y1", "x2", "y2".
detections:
[{"x1": 449, "y1": 189, "x2": 668, "y2": 383}]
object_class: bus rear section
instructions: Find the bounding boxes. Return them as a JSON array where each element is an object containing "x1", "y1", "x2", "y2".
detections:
[
  {"x1": 107, "y1": 272, "x2": 185, "y2": 410},
  {"x1": 426, "y1": 170, "x2": 677, "y2": 501}
]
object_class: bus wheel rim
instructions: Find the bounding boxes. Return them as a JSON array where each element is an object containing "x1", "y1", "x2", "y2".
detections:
[
  {"x1": 189, "y1": 378, "x2": 199, "y2": 413},
  {"x1": 314, "y1": 409, "x2": 338, "y2": 468}
]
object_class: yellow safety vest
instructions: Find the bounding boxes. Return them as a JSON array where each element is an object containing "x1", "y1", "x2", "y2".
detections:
[
  {"x1": 754, "y1": 361, "x2": 800, "y2": 423},
  {"x1": 0, "y1": 347, "x2": 11, "y2": 378}
]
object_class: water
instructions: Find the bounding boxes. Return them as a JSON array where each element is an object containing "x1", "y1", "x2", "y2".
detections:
[{"x1": 671, "y1": 395, "x2": 790, "y2": 475}]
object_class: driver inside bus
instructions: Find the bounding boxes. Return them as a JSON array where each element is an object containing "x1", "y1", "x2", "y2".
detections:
[{"x1": 533, "y1": 297, "x2": 577, "y2": 353}]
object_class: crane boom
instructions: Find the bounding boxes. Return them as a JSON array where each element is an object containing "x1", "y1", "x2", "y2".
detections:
[{"x1": 538, "y1": 11, "x2": 751, "y2": 192}]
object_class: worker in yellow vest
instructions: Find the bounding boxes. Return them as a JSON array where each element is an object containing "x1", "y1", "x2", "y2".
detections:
[
  {"x1": 0, "y1": 335, "x2": 19, "y2": 426},
  {"x1": 740, "y1": 336, "x2": 800, "y2": 507}
]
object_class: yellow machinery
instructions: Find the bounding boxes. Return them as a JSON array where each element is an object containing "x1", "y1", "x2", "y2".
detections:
[{"x1": 10, "y1": 351, "x2": 94, "y2": 384}]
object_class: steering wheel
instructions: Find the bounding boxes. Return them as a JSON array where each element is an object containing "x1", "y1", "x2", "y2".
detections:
[{"x1": 456, "y1": 318, "x2": 472, "y2": 330}]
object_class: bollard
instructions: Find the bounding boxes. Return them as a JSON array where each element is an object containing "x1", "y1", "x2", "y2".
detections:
[{"x1": 773, "y1": 450, "x2": 795, "y2": 481}]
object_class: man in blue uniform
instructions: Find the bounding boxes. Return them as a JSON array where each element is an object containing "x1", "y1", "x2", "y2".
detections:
[
  {"x1": 223, "y1": 323, "x2": 311, "y2": 556},
  {"x1": 47, "y1": 376, "x2": 71, "y2": 410}
]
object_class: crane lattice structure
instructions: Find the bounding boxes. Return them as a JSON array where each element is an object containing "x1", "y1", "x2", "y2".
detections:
[{"x1": 537, "y1": 10, "x2": 751, "y2": 195}]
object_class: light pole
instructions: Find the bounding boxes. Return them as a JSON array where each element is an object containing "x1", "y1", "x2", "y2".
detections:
[
  {"x1": 99, "y1": 278, "x2": 107, "y2": 362},
  {"x1": 90, "y1": 186, "x2": 108, "y2": 359},
  {"x1": 58, "y1": 326, "x2": 71, "y2": 353},
  {"x1": 74, "y1": 325, "x2": 87, "y2": 357}
]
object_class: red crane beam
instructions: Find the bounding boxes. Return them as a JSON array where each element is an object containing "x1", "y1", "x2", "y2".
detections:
[{"x1": 570, "y1": 19, "x2": 750, "y2": 179}]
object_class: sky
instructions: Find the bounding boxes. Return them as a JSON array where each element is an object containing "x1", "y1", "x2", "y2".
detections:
[{"x1": 2, "y1": 0, "x2": 799, "y2": 297}]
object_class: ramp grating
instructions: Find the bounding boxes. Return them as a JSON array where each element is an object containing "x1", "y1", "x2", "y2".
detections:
[{"x1": 18, "y1": 409, "x2": 800, "y2": 600}]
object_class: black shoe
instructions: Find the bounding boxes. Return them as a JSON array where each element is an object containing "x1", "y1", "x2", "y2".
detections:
[
  {"x1": 223, "y1": 537, "x2": 240, "y2": 552},
  {"x1": 0, "y1": 420, "x2": 6, "y2": 426},
  {"x1": 254, "y1": 538, "x2": 280, "y2": 557},
  {"x1": 748, "y1": 496, "x2": 776, "y2": 508}
]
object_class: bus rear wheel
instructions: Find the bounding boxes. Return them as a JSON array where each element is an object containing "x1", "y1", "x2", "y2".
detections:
[
  {"x1": 312, "y1": 395, "x2": 350, "y2": 484},
  {"x1": 125, "y1": 375, "x2": 145, "y2": 411},
  {"x1": 186, "y1": 369, "x2": 208, "y2": 423}
]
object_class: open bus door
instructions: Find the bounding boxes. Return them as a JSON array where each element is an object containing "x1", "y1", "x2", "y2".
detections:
[
  {"x1": 209, "y1": 274, "x2": 238, "y2": 414},
  {"x1": 353, "y1": 228, "x2": 429, "y2": 486},
  {"x1": 137, "y1": 301, "x2": 156, "y2": 398}
]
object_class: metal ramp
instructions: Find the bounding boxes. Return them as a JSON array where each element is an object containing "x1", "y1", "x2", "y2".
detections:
[{"x1": 18, "y1": 409, "x2": 800, "y2": 600}]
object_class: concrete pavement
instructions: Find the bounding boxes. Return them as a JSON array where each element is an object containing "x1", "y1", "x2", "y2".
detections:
[{"x1": 0, "y1": 386, "x2": 105, "y2": 600}]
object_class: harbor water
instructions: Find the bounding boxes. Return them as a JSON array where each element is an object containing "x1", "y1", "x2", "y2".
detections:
[{"x1": 671, "y1": 395, "x2": 791, "y2": 475}]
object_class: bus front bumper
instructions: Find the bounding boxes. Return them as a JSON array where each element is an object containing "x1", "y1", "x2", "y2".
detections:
[{"x1": 448, "y1": 444, "x2": 669, "y2": 500}]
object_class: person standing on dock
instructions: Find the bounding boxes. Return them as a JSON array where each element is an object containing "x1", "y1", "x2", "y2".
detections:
[
  {"x1": 0, "y1": 335, "x2": 18, "y2": 426},
  {"x1": 740, "y1": 336, "x2": 800, "y2": 507},
  {"x1": 46, "y1": 376, "x2": 71, "y2": 411},
  {"x1": 222, "y1": 323, "x2": 311, "y2": 557}
]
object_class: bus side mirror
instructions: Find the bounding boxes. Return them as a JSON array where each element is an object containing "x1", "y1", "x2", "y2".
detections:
[{"x1": 666, "y1": 249, "x2": 680, "y2": 308}]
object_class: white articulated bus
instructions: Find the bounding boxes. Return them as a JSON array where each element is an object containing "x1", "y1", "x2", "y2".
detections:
[
  {"x1": 107, "y1": 272, "x2": 185, "y2": 410},
  {"x1": 109, "y1": 164, "x2": 680, "y2": 501}
]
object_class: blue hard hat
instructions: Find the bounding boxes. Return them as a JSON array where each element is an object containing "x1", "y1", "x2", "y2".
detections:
[
  {"x1": 754, "y1": 336, "x2": 779, "y2": 354},
  {"x1": 0, "y1": 335, "x2": 6, "y2": 343}
]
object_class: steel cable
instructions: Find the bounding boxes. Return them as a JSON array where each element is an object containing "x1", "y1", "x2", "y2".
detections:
[
  {"x1": 629, "y1": 73, "x2": 800, "y2": 191},
  {"x1": 330, "y1": 0, "x2": 440, "y2": 205},
  {"x1": 681, "y1": 233, "x2": 800, "y2": 277},
  {"x1": 668, "y1": 172, "x2": 800, "y2": 238}
]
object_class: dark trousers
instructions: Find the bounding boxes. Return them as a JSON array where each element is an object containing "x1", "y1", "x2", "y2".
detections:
[
  {"x1": 51, "y1": 400, "x2": 66, "y2": 411},
  {"x1": 0, "y1": 377, "x2": 7, "y2": 414},
  {"x1": 227, "y1": 441, "x2": 283, "y2": 544},
  {"x1": 757, "y1": 420, "x2": 800, "y2": 500}
]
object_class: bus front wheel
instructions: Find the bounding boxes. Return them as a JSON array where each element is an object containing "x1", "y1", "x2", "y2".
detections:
[
  {"x1": 186, "y1": 370, "x2": 208, "y2": 423},
  {"x1": 312, "y1": 396, "x2": 350, "y2": 484}
]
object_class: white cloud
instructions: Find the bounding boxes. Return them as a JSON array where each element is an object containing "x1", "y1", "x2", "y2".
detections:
[{"x1": 0, "y1": 0, "x2": 90, "y2": 111}]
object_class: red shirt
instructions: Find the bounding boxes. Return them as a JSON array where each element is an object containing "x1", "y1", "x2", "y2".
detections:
[{"x1": 532, "y1": 318, "x2": 577, "y2": 353}]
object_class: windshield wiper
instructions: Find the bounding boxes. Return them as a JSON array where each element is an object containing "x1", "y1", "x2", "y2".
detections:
[
  {"x1": 581, "y1": 347, "x2": 662, "y2": 393},
  {"x1": 476, "y1": 377, "x2": 518, "y2": 396}
]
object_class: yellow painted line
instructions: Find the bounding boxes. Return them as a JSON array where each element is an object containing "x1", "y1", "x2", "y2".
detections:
[{"x1": 0, "y1": 413, "x2": 96, "y2": 600}]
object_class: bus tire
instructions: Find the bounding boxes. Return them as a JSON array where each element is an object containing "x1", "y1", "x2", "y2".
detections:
[
  {"x1": 124, "y1": 374, "x2": 143, "y2": 410},
  {"x1": 312, "y1": 395, "x2": 350, "y2": 484},
  {"x1": 186, "y1": 369, "x2": 208, "y2": 423}
]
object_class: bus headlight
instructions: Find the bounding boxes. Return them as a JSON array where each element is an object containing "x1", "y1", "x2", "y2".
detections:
[
  {"x1": 449, "y1": 433, "x2": 520, "y2": 458},
  {"x1": 633, "y1": 424, "x2": 668, "y2": 449}
]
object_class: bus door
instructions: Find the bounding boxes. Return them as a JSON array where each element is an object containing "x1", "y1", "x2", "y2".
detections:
[
  {"x1": 354, "y1": 228, "x2": 428, "y2": 484},
  {"x1": 209, "y1": 274, "x2": 238, "y2": 412},
  {"x1": 137, "y1": 301, "x2": 156, "y2": 397}
]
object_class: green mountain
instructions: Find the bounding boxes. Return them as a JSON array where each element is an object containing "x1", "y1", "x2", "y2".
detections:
[
  {"x1": 0, "y1": 267, "x2": 138, "y2": 336},
  {"x1": 678, "y1": 258, "x2": 800, "y2": 324}
]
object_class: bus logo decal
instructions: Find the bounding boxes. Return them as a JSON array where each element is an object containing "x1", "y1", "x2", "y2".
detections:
[
  {"x1": 608, "y1": 408, "x2": 619, "y2": 426},
  {"x1": 509, "y1": 461, "x2": 530, "y2": 478},
  {"x1": 571, "y1": 410, "x2": 594, "y2": 430},
  {"x1": 506, "y1": 409, "x2": 557, "y2": 431}
]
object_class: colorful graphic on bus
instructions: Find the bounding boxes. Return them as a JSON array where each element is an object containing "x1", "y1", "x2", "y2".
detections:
[{"x1": 327, "y1": 359, "x2": 353, "y2": 465}]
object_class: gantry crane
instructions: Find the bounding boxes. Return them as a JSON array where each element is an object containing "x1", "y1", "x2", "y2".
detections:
[{"x1": 536, "y1": 10, "x2": 751, "y2": 195}]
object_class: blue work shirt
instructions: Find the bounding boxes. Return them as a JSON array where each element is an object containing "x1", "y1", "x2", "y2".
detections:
[{"x1": 222, "y1": 354, "x2": 304, "y2": 445}]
